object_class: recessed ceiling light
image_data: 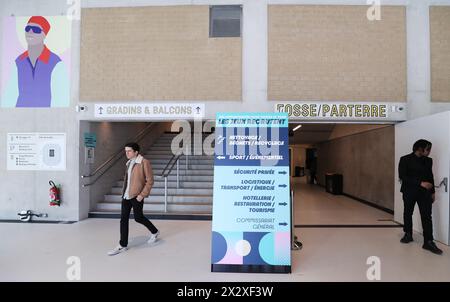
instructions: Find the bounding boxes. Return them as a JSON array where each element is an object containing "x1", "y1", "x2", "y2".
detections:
[{"x1": 293, "y1": 124, "x2": 302, "y2": 131}]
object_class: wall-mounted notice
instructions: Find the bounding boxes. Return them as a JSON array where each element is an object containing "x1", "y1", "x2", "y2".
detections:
[
  {"x1": 211, "y1": 112, "x2": 291, "y2": 274},
  {"x1": 94, "y1": 103, "x2": 205, "y2": 119},
  {"x1": 275, "y1": 102, "x2": 407, "y2": 121},
  {"x1": 7, "y1": 133, "x2": 66, "y2": 170},
  {"x1": 83, "y1": 132, "x2": 97, "y2": 148}
]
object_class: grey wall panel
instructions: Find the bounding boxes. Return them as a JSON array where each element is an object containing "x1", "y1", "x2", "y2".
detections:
[{"x1": 316, "y1": 126, "x2": 394, "y2": 210}]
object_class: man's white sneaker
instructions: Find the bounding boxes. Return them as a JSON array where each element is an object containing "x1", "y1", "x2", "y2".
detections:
[
  {"x1": 148, "y1": 231, "x2": 160, "y2": 244},
  {"x1": 107, "y1": 245, "x2": 128, "y2": 256}
]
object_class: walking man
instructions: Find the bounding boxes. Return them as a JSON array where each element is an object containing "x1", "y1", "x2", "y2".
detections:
[
  {"x1": 398, "y1": 139, "x2": 442, "y2": 255},
  {"x1": 108, "y1": 142, "x2": 160, "y2": 256}
]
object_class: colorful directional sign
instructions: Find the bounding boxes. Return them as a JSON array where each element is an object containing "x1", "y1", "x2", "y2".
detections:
[{"x1": 211, "y1": 112, "x2": 291, "y2": 273}]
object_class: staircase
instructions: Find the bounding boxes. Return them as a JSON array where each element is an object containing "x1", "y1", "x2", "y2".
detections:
[{"x1": 91, "y1": 132, "x2": 214, "y2": 218}]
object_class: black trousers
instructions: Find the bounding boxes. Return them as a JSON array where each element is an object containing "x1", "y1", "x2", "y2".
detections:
[
  {"x1": 402, "y1": 192, "x2": 434, "y2": 242},
  {"x1": 120, "y1": 197, "x2": 158, "y2": 247}
]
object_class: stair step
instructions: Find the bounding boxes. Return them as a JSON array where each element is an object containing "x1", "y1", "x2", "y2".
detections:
[
  {"x1": 145, "y1": 150, "x2": 213, "y2": 155},
  {"x1": 152, "y1": 141, "x2": 214, "y2": 144},
  {"x1": 152, "y1": 140, "x2": 214, "y2": 144},
  {"x1": 96, "y1": 202, "x2": 212, "y2": 213},
  {"x1": 146, "y1": 147, "x2": 210, "y2": 151},
  {"x1": 144, "y1": 154, "x2": 214, "y2": 159},
  {"x1": 150, "y1": 159, "x2": 214, "y2": 165},
  {"x1": 152, "y1": 169, "x2": 213, "y2": 176},
  {"x1": 156, "y1": 142, "x2": 212, "y2": 145},
  {"x1": 150, "y1": 147, "x2": 202, "y2": 151},
  {"x1": 156, "y1": 138, "x2": 212, "y2": 143},
  {"x1": 88, "y1": 210, "x2": 212, "y2": 218},
  {"x1": 115, "y1": 180, "x2": 213, "y2": 188},
  {"x1": 115, "y1": 176, "x2": 213, "y2": 185},
  {"x1": 110, "y1": 187, "x2": 213, "y2": 195},
  {"x1": 150, "y1": 164, "x2": 213, "y2": 170},
  {"x1": 104, "y1": 194, "x2": 213, "y2": 203},
  {"x1": 151, "y1": 144, "x2": 214, "y2": 149},
  {"x1": 92, "y1": 131, "x2": 216, "y2": 217},
  {"x1": 159, "y1": 133, "x2": 213, "y2": 136}
]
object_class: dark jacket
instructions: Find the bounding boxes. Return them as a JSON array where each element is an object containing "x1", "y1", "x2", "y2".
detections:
[{"x1": 398, "y1": 152, "x2": 435, "y2": 195}]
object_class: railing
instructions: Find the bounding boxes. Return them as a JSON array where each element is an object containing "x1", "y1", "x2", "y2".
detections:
[
  {"x1": 435, "y1": 177, "x2": 448, "y2": 193},
  {"x1": 81, "y1": 123, "x2": 156, "y2": 187},
  {"x1": 158, "y1": 151, "x2": 188, "y2": 212},
  {"x1": 400, "y1": 177, "x2": 448, "y2": 193}
]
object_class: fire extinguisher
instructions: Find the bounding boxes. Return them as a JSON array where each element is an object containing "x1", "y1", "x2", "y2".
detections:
[{"x1": 49, "y1": 180, "x2": 61, "y2": 206}]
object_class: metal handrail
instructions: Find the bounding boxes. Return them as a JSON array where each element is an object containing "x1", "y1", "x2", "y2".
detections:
[
  {"x1": 435, "y1": 177, "x2": 448, "y2": 192},
  {"x1": 82, "y1": 155, "x2": 126, "y2": 188},
  {"x1": 161, "y1": 153, "x2": 182, "y2": 177},
  {"x1": 82, "y1": 123, "x2": 155, "y2": 178},
  {"x1": 159, "y1": 152, "x2": 185, "y2": 212},
  {"x1": 158, "y1": 137, "x2": 192, "y2": 212},
  {"x1": 81, "y1": 123, "x2": 156, "y2": 187}
]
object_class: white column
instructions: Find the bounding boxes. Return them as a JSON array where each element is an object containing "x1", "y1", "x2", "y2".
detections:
[
  {"x1": 242, "y1": 0, "x2": 268, "y2": 110},
  {"x1": 406, "y1": 0, "x2": 431, "y2": 119}
]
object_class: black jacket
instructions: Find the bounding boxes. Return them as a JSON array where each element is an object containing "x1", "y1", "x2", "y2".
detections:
[{"x1": 398, "y1": 152, "x2": 435, "y2": 195}]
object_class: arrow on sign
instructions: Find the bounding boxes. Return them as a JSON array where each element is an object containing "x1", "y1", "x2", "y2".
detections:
[
  {"x1": 278, "y1": 171, "x2": 287, "y2": 175},
  {"x1": 196, "y1": 106, "x2": 201, "y2": 114},
  {"x1": 278, "y1": 202, "x2": 287, "y2": 206},
  {"x1": 278, "y1": 184, "x2": 287, "y2": 188},
  {"x1": 278, "y1": 222, "x2": 288, "y2": 226},
  {"x1": 216, "y1": 156, "x2": 225, "y2": 160},
  {"x1": 98, "y1": 107, "x2": 104, "y2": 115}
]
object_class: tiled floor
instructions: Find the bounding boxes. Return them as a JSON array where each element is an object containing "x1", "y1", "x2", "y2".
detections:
[
  {"x1": 1, "y1": 180, "x2": 448, "y2": 282},
  {"x1": 293, "y1": 177, "x2": 395, "y2": 225}
]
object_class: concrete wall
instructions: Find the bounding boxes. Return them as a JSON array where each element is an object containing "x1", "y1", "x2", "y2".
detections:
[
  {"x1": 80, "y1": 6, "x2": 242, "y2": 101},
  {"x1": 328, "y1": 124, "x2": 390, "y2": 140},
  {"x1": 0, "y1": 0, "x2": 81, "y2": 221},
  {"x1": 268, "y1": 5, "x2": 406, "y2": 102},
  {"x1": 316, "y1": 126, "x2": 395, "y2": 210},
  {"x1": 1, "y1": 0, "x2": 450, "y2": 222},
  {"x1": 72, "y1": 0, "x2": 450, "y2": 122},
  {"x1": 290, "y1": 145, "x2": 309, "y2": 176},
  {"x1": 430, "y1": 6, "x2": 450, "y2": 102}
]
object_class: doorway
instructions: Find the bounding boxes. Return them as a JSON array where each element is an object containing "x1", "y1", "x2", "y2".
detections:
[
  {"x1": 394, "y1": 112, "x2": 450, "y2": 245},
  {"x1": 289, "y1": 123, "x2": 397, "y2": 227}
]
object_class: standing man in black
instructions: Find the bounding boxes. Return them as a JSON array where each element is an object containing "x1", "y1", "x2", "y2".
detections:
[{"x1": 398, "y1": 139, "x2": 442, "y2": 255}]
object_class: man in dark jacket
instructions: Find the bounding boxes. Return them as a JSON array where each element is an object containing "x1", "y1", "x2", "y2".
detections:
[{"x1": 398, "y1": 139, "x2": 442, "y2": 255}]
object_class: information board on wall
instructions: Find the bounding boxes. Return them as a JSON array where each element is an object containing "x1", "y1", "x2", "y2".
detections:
[
  {"x1": 211, "y1": 112, "x2": 291, "y2": 273},
  {"x1": 7, "y1": 133, "x2": 66, "y2": 171},
  {"x1": 94, "y1": 103, "x2": 205, "y2": 119},
  {"x1": 275, "y1": 102, "x2": 407, "y2": 121}
]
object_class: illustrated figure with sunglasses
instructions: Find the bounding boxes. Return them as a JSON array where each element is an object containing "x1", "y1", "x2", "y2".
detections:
[{"x1": 1, "y1": 16, "x2": 69, "y2": 107}]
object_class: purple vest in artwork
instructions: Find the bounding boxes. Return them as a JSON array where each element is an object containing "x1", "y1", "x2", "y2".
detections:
[{"x1": 15, "y1": 46, "x2": 61, "y2": 107}]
